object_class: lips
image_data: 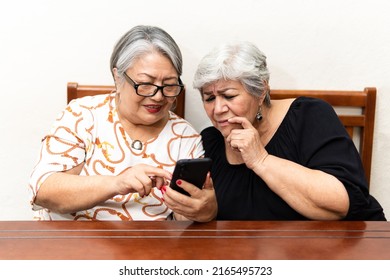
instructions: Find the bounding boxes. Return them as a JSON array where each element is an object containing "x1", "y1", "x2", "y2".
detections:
[
  {"x1": 144, "y1": 104, "x2": 163, "y2": 113},
  {"x1": 216, "y1": 119, "x2": 230, "y2": 127}
]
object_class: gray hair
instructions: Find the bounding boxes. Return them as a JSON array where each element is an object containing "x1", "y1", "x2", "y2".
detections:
[
  {"x1": 193, "y1": 41, "x2": 270, "y2": 106},
  {"x1": 110, "y1": 25, "x2": 183, "y2": 81}
]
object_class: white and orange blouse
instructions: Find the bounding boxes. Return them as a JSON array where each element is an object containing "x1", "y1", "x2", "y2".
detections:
[{"x1": 28, "y1": 93, "x2": 204, "y2": 221}]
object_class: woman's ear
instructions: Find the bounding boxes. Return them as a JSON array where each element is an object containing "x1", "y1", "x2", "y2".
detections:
[
  {"x1": 112, "y1": 68, "x2": 122, "y2": 93},
  {"x1": 113, "y1": 68, "x2": 120, "y2": 84},
  {"x1": 258, "y1": 80, "x2": 269, "y2": 106}
]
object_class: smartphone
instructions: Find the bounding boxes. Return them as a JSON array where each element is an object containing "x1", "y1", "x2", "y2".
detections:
[{"x1": 170, "y1": 158, "x2": 212, "y2": 196}]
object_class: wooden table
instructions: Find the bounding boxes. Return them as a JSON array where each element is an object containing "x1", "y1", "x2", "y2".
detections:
[{"x1": 1, "y1": 220, "x2": 389, "y2": 260}]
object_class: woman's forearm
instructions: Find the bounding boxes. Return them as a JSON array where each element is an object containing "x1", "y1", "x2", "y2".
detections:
[
  {"x1": 34, "y1": 172, "x2": 118, "y2": 214},
  {"x1": 253, "y1": 155, "x2": 350, "y2": 220}
]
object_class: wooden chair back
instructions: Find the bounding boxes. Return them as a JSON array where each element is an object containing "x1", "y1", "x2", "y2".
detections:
[
  {"x1": 270, "y1": 87, "x2": 376, "y2": 187},
  {"x1": 67, "y1": 82, "x2": 186, "y2": 118},
  {"x1": 67, "y1": 83, "x2": 376, "y2": 187}
]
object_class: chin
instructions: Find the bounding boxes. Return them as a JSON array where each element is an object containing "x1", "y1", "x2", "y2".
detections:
[{"x1": 216, "y1": 127, "x2": 231, "y2": 138}]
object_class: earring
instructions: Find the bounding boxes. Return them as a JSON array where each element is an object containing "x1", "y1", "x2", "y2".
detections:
[{"x1": 256, "y1": 107, "x2": 263, "y2": 121}]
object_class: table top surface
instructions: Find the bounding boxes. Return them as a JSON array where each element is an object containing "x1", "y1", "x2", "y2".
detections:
[{"x1": 1, "y1": 220, "x2": 389, "y2": 260}]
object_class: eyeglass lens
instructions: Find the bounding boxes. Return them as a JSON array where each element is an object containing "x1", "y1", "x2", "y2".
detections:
[{"x1": 137, "y1": 84, "x2": 182, "y2": 97}]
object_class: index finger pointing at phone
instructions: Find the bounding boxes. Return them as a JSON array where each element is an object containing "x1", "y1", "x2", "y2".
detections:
[{"x1": 144, "y1": 166, "x2": 172, "y2": 181}]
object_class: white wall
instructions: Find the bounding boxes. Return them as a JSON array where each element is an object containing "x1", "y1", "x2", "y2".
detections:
[{"x1": 1, "y1": 0, "x2": 389, "y2": 220}]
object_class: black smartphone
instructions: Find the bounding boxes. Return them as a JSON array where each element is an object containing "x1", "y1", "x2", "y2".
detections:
[{"x1": 170, "y1": 158, "x2": 212, "y2": 196}]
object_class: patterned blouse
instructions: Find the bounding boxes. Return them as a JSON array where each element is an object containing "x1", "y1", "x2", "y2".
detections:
[{"x1": 28, "y1": 92, "x2": 204, "y2": 221}]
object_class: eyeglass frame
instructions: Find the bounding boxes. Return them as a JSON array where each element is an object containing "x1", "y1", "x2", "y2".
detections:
[{"x1": 122, "y1": 72, "x2": 184, "y2": 98}]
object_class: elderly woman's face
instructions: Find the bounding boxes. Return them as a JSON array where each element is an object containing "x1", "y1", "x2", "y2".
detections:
[
  {"x1": 116, "y1": 51, "x2": 179, "y2": 126},
  {"x1": 201, "y1": 80, "x2": 260, "y2": 138}
]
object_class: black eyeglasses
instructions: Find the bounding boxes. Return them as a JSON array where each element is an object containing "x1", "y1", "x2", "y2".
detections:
[{"x1": 123, "y1": 72, "x2": 184, "y2": 97}]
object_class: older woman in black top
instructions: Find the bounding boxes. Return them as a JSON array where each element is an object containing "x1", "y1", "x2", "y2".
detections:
[{"x1": 190, "y1": 41, "x2": 385, "y2": 221}]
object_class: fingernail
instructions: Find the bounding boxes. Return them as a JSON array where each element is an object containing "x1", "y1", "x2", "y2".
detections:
[
  {"x1": 176, "y1": 180, "x2": 182, "y2": 186},
  {"x1": 162, "y1": 186, "x2": 167, "y2": 192}
]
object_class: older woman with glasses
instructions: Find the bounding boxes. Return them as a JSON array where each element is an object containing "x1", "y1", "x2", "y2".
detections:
[{"x1": 28, "y1": 25, "x2": 217, "y2": 222}]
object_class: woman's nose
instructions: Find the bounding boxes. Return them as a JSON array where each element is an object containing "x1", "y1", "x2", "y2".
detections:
[
  {"x1": 214, "y1": 98, "x2": 228, "y2": 114},
  {"x1": 150, "y1": 88, "x2": 165, "y2": 101}
]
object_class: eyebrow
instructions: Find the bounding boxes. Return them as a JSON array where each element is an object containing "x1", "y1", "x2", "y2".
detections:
[
  {"x1": 202, "y1": 87, "x2": 237, "y2": 95},
  {"x1": 136, "y1": 73, "x2": 178, "y2": 83}
]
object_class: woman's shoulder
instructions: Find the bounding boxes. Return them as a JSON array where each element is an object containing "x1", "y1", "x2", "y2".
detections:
[
  {"x1": 57, "y1": 93, "x2": 116, "y2": 129},
  {"x1": 274, "y1": 96, "x2": 336, "y2": 124},
  {"x1": 67, "y1": 93, "x2": 115, "y2": 110},
  {"x1": 290, "y1": 96, "x2": 334, "y2": 111},
  {"x1": 272, "y1": 96, "x2": 333, "y2": 109},
  {"x1": 269, "y1": 96, "x2": 340, "y2": 140},
  {"x1": 201, "y1": 126, "x2": 223, "y2": 147},
  {"x1": 201, "y1": 126, "x2": 220, "y2": 138},
  {"x1": 279, "y1": 96, "x2": 342, "y2": 135},
  {"x1": 200, "y1": 127, "x2": 224, "y2": 158}
]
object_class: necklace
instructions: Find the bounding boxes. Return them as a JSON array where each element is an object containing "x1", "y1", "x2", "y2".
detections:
[
  {"x1": 131, "y1": 140, "x2": 143, "y2": 150},
  {"x1": 116, "y1": 94, "x2": 144, "y2": 151}
]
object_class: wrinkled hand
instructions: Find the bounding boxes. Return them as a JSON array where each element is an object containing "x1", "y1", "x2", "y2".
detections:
[
  {"x1": 226, "y1": 116, "x2": 268, "y2": 169},
  {"x1": 115, "y1": 164, "x2": 172, "y2": 197},
  {"x1": 162, "y1": 173, "x2": 217, "y2": 222}
]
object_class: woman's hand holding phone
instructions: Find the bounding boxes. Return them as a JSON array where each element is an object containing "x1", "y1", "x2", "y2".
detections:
[
  {"x1": 161, "y1": 158, "x2": 217, "y2": 222},
  {"x1": 169, "y1": 158, "x2": 212, "y2": 196}
]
